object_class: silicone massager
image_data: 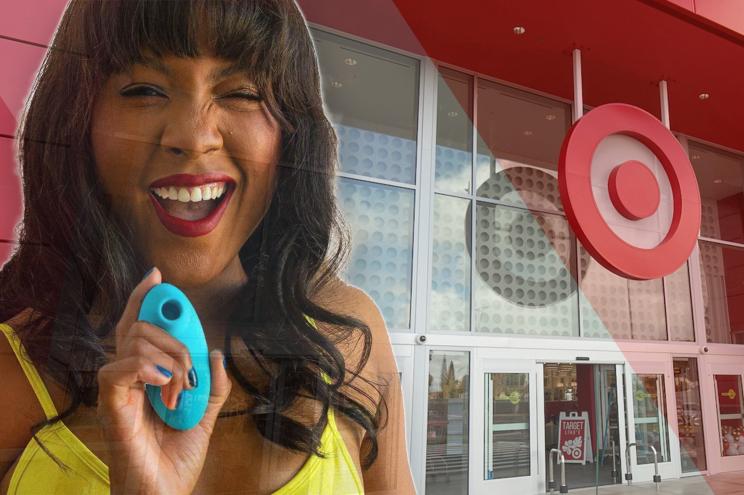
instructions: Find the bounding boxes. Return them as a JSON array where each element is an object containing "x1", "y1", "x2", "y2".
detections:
[{"x1": 138, "y1": 283, "x2": 211, "y2": 430}]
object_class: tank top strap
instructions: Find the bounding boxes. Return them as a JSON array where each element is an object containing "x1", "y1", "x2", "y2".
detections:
[
  {"x1": 304, "y1": 315, "x2": 340, "y2": 427},
  {"x1": 0, "y1": 323, "x2": 60, "y2": 421}
]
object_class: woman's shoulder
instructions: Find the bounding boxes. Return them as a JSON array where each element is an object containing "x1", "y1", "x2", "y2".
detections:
[{"x1": 312, "y1": 277, "x2": 397, "y2": 380}]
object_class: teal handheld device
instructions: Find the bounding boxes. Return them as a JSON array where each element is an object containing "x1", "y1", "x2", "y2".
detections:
[{"x1": 138, "y1": 283, "x2": 211, "y2": 430}]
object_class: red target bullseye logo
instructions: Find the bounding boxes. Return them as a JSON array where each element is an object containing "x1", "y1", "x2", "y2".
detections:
[{"x1": 559, "y1": 103, "x2": 701, "y2": 280}]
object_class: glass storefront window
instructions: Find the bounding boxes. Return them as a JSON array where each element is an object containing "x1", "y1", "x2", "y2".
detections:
[
  {"x1": 474, "y1": 203, "x2": 578, "y2": 336},
  {"x1": 435, "y1": 68, "x2": 473, "y2": 195},
  {"x1": 699, "y1": 240, "x2": 744, "y2": 344},
  {"x1": 312, "y1": 29, "x2": 419, "y2": 185},
  {"x1": 673, "y1": 358, "x2": 707, "y2": 472},
  {"x1": 431, "y1": 195, "x2": 471, "y2": 332},
  {"x1": 426, "y1": 351, "x2": 470, "y2": 495},
  {"x1": 714, "y1": 375, "x2": 744, "y2": 457},
  {"x1": 313, "y1": 29, "x2": 419, "y2": 331},
  {"x1": 475, "y1": 79, "x2": 570, "y2": 213},
  {"x1": 666, "y1": 264, "x2": 695, "y2": 342},
  {"x1": 579, "y1": 247, "x2": 694, "y2": 341},
  {"x1": 689, "y1": 142, "x2": 744, "y2": 244},
  {"x1": 631, "y1": 373, "x2": 671, "y2": 464},
  {"x1": 335, "y1": 178, "x2": 414, "y2": 329},
  {"x1": 580, "y1": 247, "x2": 666, "y2": 340},
  {"x1": 484, "y1": 373, "x2": 530, "y2": 480}
]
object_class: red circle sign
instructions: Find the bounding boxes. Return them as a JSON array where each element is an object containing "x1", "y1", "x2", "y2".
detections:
[
  {"x1": 608, "y1": 160, "x2": 660, "y2": 220},
  {"x1": 558, "y1": 103, "x2": 701, "y2": 280}
]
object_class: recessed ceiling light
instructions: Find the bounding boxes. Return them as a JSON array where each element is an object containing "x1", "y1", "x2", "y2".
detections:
[
  {"x1": 513, "y1": 26, "x2": 526, "y2": 35},
  {"x1": 447, "y1": 111, "x2": 459, "y2": 118},
  {"x1": 545, "y1": 114, "x2": 557, "y2": 121},
  {"x1": 344, "y1": 57, "x2": 357, "y2": 66},
  {"x1": 698, "y1": 92, "x2": 710, "y2": 100},
  {"x1": 523, "y1": 130, "x2": 533, "y2": 136},
  {"x1": 714, "y1": 179, "x2": 723, "y2": 184},
  {"x1": 330, "y1": 81, "x2": 343, "y2": 88}
]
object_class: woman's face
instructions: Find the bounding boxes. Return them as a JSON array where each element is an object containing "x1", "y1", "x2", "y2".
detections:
[{"x1": 91, "y1": 52, "x2": 282, "y2": 287}]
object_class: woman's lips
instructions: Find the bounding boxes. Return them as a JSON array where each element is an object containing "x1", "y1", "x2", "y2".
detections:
[{"x1": 149, "y1": 185, "x2": 234, "y2": 237}]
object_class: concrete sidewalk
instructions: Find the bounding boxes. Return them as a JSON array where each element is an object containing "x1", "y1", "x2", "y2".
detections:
[{"x1": 568, "y1": 472, "x2": 744, "y2": 495}]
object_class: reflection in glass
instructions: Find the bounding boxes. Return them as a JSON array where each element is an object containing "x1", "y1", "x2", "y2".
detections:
[
  {"x1": 689, "y1": 141, "x2": 744, "y2": 244},
  {"x1": 473, "y1": 202, "x2": 578, "y2": 336},
  {"x1": 714, "y1": 375, "x2": 744, "y2": 457},
  {"x1": 475, "y1": 79, "x2": 569, "y2": 212},
  {"x1": 335, "y1": 177, "x2": 414, "y2": 329},
  {"x1": 632, "y1": 374, "x2": 670, "y2": 464},
  {"x1": 431, "y1": 195, "x2": 471, "y2": 332},
  {"x1": 673, "y1": 358, "x2": 707, "y2": 472},
  {"x1": 435, "y1": 68, "x2": 472, "y2": 194},
  {"x1": 426, "y1": 351, "x2": 470, "y2": 495},
  {"x1": 699, "y1": 240, "x2": 744, "y2": 344},
  {"x1": 485, "y1": 373, "x2": 530, "y2": 480},
  {"x1": 312, "y1": 29, "x2": 419, "y2": 184}
]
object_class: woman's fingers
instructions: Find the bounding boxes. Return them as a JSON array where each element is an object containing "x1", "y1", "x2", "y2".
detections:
[
  {"x1": 97, "y1": 355, "x2": 173, "y2": 413},
  {"x1": 198, "y1": 349, "x2": 232, "y2": 437},
  {"x1": 123, "y1": 321, "x2": 195, "y2": 402},
  {"x1": 124, "y1": 336, "x2": 190, "y2": 410},
  {"x1": 115, "y1": 267, "x2": 162, "y2": 351}
]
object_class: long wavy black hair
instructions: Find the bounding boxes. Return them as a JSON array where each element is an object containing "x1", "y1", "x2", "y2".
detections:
[{"x1": 0, "y1": 0, "x2": 384, "y2": 471}]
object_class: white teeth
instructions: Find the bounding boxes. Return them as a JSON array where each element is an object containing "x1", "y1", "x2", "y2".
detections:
[{"x1": 152, "y1": 182, "x2": 229, "y2": 202}]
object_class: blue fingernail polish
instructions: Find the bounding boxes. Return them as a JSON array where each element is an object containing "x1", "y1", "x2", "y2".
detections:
[
  {"x1": 188, "y1": 367, "x2": 198, "y2": 388},
  {"x1": 142, "y1": 267, "x2": 155, "y2": 281},
  {"x1": 176, "y1": 391, "x2": 183, "y2": 409},
  {"x1": 156, "y1": 364, "x2": 173, "y2": 378}
]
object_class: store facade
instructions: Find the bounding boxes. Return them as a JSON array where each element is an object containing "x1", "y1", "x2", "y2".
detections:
[
  {"x1": 298, "y1": 2, "x2": 744, "y2": 494},
  {"x1": 2, "y1": 1, "x2": 744, "y2": 494}
]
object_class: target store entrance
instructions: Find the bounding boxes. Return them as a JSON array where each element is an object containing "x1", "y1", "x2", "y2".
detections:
[
  {"x1": 475, "y1": 351, "x2": 686, "y2": 494},
  {"x1": 542, "y1": 362, "x2": 622, "y2": 490}
]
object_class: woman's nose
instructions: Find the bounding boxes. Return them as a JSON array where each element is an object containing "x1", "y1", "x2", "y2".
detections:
[{"x1": 159, "y1": 101, "x2": 223, "y2": 159}]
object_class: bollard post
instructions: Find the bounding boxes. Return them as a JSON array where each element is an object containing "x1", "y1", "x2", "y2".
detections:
[
  {"x1": 548, "y1": 448, "x2": 559, "y2": 494},
  {"x1": 624, "y1": 443, "x2": 637, "y2": 486},
  {"x1": 648, "y1": 445, "x2": 662, "y2": 491},
  {"x1": 558, "y1": 451, "x2": 568, "y2": 494}
]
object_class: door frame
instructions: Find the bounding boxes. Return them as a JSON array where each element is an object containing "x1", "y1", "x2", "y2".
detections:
[
  {"x1": 624, "y1": 359, "x2": 682, "y2": 482},
  {"x1": 470, "y1": 350, "x2": 540, "y2": 494}
]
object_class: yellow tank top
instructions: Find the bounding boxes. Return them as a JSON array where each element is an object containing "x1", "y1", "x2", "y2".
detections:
[{"x1": 0, "y1": 319, "x2": 364, "y2": 494}]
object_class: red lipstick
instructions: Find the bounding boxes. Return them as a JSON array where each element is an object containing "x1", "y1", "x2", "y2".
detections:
[{"x1": 149, "y1": 176, "x2": 235, "y2": 237}]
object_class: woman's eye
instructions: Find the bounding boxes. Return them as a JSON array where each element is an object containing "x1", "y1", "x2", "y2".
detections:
[
  {"x1": 224, "y1": 92, "x2": 262, "y2": 101},
  {"x1": 120, "y1": 85, "x2": 166, "y2": 98}
]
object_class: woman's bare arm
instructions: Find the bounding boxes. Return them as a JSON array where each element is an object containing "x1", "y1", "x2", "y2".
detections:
[{"x1": 355, "y1": 291, "x2": 415, "y2": 494}]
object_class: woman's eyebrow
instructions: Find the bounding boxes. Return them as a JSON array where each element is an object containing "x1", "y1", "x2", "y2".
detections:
[
  {"x1": 209, "y1": 63, "x2": 250, "y2": 83},
  {"x1": 138, "y1": 56, "x2": 171, "y2": 76}
]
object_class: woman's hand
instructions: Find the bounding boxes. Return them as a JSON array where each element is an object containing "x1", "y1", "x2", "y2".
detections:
[{"x1": 96, "y1": 267, "x2": 232, "y2": 495}]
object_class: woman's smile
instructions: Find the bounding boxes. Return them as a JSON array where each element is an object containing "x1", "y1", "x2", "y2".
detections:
[{"x1": 148, "y1": 173, "x2": 237, "y2": 236}]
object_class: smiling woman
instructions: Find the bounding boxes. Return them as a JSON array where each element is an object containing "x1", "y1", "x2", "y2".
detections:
[{"x1": 0, "y1": 0, "x2": 413, "y2": 494}]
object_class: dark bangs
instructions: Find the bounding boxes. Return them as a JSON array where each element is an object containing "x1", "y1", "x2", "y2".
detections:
[{"x1": 82, "y1": 0, "x2": 291, "y2": 128}]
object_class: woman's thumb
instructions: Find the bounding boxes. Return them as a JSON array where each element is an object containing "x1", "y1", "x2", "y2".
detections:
[{"x1": 199, "y1": 349, "x2": 232, "y2": 435}]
